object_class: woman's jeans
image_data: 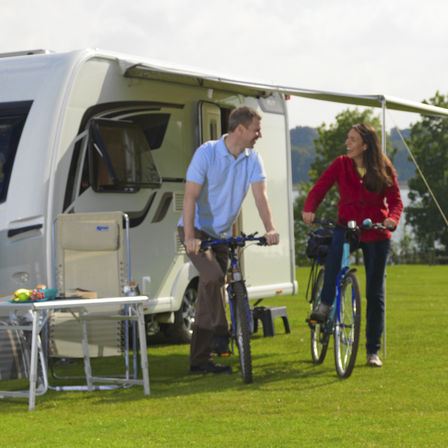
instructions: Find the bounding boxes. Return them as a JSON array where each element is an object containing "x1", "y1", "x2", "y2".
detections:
[{"x1": 320, "y1": 227, "x2": 390, "y2": 355}]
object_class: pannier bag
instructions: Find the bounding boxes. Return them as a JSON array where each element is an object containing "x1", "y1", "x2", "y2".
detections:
[{"x1": 306, "y1": 228, "x2": 334, "y2": 261}]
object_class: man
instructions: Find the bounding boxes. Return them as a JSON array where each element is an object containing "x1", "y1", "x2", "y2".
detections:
[{"x1": 178, "y1": 106, "x2": 279, "y2": 375}]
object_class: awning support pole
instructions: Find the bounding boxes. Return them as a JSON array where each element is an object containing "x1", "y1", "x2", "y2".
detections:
[{"x1": 381, "y1": 97, "x2": 387, "y2": 360}]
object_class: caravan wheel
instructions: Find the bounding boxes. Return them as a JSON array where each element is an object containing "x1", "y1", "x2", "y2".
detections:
[{"x1": 163, "y1": 280, "x2": 197, "y2": 343}]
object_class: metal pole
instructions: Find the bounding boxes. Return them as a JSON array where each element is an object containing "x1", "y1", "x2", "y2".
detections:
[{"x1": 381, "y1": 97, "x2": 387, "y2": 360}]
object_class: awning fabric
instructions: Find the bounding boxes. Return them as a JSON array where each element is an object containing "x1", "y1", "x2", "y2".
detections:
[{"x1": 122, "y1": 61, "x2": 448, "y2": 118}]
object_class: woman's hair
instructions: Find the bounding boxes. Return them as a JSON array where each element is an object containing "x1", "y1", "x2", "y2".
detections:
[{"x1": 352, "y1": 123, "x2": 396, "y2": 193}]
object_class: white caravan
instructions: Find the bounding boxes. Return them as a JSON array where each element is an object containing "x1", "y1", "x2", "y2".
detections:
[{"x1": 0, "y1": 49, "x2": 297, "y2": 340}]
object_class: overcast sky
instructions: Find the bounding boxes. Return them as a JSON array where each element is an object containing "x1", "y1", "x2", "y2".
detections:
[{"x1": 2, "y1": 0, "x2": 446, "y2": 129}]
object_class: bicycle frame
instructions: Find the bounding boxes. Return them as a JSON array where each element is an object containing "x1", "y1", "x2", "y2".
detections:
[
  {"x1": 333, "y1": 232, "x2": 353, "y2": 328},
  {"x1": 308, "y1": 219, "x2": 363, "y2": 378},
  {"x1": 308, "y1": 217, "x2": 386, "y2": 378},
  {"x1": 201, "y1": 233, "x2": 266, "y2": 384},
  {"x1": 314, "y1": 224, "x2": 354, "y2": 333},
  {"x1": 202, "y1": 234, "x2": 266, "y2": 334}
]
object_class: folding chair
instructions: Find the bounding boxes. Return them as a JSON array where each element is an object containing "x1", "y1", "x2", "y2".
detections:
[{"x1": 49, "y1": 211, "x2": 148, "y2": 391}]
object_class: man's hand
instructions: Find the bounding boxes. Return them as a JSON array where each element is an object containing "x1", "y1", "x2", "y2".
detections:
[
  {"x1": 302, "y1": 211, "x2": 315, "y2": 226},
  {"x1": 184, "y1": 237, "x2": 202, "y2": 255},
  {"x1": 264, "y1": 229, "x2": 279, "y2": 246}
]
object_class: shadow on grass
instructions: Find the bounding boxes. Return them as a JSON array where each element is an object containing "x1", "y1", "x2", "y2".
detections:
[
  {"x1": 2, "y1": 334, "x2": 343, "y2": 410},
  {"x1": 86, "y1": 349, "x2": 340, "y2": 405}
]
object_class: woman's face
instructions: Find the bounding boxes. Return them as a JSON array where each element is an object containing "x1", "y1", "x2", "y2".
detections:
[{"x1": 345, "y1": 128, "x2": 367, "y2": 163}]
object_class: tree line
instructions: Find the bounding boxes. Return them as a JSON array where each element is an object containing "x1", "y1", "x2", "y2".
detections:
[{"x1": 291, "y1": 92, "x2": 448, "y2": 265}]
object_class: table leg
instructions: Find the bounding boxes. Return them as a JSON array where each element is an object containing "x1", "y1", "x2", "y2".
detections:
[
  {"x1": 28, "y1": 310, "x2": 40, "y2": 411},
  {"x1": 136, "y1": 304, "x2": 150, "y2": 395},
  {"x1": 80, "y1": 311, "x2": 93, "y2": 391}
]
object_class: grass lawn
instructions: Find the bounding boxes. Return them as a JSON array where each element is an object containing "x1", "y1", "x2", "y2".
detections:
[{"x1": 1, "y1": 265, "x2": 447, "y2": 447}]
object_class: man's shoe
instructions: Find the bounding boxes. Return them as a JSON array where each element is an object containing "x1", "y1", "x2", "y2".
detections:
[
  {"x1": 367, "y1": 353, "x2": 383, "y2": 367},
  {"x1": 310, "y1": 303, "x2": 331, "y2": 323},
  {"x1": 214, "y1": 335, "x2": 231, "y2": 357},
  {"x1": 189, "y1": 361, "x2": 233, "y2": 375}
]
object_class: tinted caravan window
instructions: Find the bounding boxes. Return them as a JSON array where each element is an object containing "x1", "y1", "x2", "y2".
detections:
[
  {"x1": 126, "y1": 113, "x2": 170, "y2": 150},
  {"x1": 89, "y1": 118, "x2": 162, "y2": 192},
  {"x1": 0, "y1": 101, "x2": 33, "y2": 202}
]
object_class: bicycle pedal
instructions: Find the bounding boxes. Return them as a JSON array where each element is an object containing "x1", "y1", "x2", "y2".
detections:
[{"x1": 217, "y1": 352, "x2": 232, "y2": 358}]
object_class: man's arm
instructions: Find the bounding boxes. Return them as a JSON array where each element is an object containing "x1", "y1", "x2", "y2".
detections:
[
  {"x1": 251, "y1": 181, "x2": 279, "y2": 245},
  {"x1": 183, "y1": 180, "x2": 202, "y2": 255}
]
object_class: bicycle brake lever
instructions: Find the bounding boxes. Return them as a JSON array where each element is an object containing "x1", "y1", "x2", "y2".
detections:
[{"x1": 258, "y1": 237, "x2": 267, "y2": 246}]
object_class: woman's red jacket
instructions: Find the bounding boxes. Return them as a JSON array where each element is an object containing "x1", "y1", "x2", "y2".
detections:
[{"x1": 304, "y1": 156, "x2": 403, "y2": 242}]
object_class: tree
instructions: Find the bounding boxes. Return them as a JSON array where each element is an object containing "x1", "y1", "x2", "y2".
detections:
[
  {"x1": 406, "y1": 91, "x2": 448, "y2": 259},
  {"x1": 293, "y1": 108, "x2": 384, "y2": 265}
]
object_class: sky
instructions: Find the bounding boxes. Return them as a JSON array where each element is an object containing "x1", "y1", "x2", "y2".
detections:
[{"x1": 1, "y1": 0, "x2": 447, "y2": 130}]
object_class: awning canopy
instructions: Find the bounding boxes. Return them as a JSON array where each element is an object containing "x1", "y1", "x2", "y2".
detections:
[{"x1": 122, "y1": 61, "x2": 448, "y2": 118}]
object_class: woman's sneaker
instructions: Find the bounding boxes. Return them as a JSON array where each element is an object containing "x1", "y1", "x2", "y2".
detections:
[{"x1": 367, "y1": 353, "x2": 383, "y2": 367}]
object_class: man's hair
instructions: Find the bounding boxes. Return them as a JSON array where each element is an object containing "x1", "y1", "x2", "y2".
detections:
[{"x1": 228, "y1": 106, "x2": 261, "y2": 132}]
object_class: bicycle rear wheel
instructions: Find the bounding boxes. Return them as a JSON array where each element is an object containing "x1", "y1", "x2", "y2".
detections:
[
  {"x1": 231, "y1": 280, "x2": 253, "y2": 384},
  {"x1": 334, "y1": 270, "x2": 361, "y2": 378},
  {"x1": 310, "y1": 268, "x2": 329, "y2": 365}
]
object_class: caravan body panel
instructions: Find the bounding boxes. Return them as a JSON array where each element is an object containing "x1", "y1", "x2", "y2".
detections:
[{"x1": 0, "y1": 49, "x2": 297, "y2": 321}]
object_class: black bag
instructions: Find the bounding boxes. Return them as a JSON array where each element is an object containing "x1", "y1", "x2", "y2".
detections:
[{"x1": 305, "y1": 227, "x2": 334, "y2": 261}]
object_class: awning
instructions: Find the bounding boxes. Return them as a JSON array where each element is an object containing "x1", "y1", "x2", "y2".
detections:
[{"x1": 122, "y1": 61, "x2": 448, "y2": 118}]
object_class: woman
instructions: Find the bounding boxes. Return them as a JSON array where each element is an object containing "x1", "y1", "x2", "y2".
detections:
[{"x1": 302, "y1": 123, "x2": 403, "y2": 367}]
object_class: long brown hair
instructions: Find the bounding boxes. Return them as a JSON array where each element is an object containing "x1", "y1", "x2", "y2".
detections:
[{"x1": 352, "y1": 123, "x2": 396, "y2": 193}]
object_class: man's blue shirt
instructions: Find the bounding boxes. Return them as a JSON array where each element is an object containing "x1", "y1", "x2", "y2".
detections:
[{"x1": 179, "y1": 135, "x2": 266, "y2": 238}]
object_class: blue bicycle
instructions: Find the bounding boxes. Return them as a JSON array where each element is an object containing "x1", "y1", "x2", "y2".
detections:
[
  {"x1": 201, "y1": 232, "x2": 266, "y2": 384},
  {"x1": 306, "y1": 218, "x2": 385, "y2": 378}
]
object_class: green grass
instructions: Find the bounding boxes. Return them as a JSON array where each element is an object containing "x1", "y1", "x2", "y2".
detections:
[{"x1": 1, "y1": 265, "x2": 448, "y2": 447}]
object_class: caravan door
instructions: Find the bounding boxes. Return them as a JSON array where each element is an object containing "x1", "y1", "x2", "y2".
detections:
[{"x1": 198, "y1": 100, "x2": 296, "y2": 299}]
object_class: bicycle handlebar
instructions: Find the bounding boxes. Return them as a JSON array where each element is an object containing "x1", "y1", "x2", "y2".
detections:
[
  {"x1": 200, "y1": 232, "x2": 267, "y2": 250},
  {"x1": 312, "y1": 217, "x2": 388, "y2": 231}
]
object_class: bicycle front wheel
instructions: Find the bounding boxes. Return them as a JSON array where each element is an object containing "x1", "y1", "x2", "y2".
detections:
[
  {"x1": 334, "y1": 270, "x2": 361, "y2": 379},
  {"x1": 231, "y1": 280, "x2": 253, "y2": 384},
  {"x1": 310, "y1": 268, "x2": 329, "y2": 365}
]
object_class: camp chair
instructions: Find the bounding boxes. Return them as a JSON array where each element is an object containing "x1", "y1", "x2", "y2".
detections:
[{"x1": 49, "y1": 211, "x2": 147, "y2": 391}]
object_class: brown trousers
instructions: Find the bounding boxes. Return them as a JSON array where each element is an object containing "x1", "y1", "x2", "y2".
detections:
[{"x1": 178, "y1": 227, "x2": 229, "y2": 365}]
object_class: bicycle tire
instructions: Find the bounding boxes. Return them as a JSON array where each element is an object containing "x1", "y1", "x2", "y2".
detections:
[
  {"x1": 310, "y1": 268, "x2": 329, "y2": 365},
  {"x1": 231, "y1": 280, "x2": 253, "y2": 384},
  {"x1": 334, "y1": 270, "x2": 361, "y2": 379}
]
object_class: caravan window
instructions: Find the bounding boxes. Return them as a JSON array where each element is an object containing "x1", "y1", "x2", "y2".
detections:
[
  {"x1": 89, "y1": 119, "x2": 162, "y2": 192},
  {"x1": 126, "y1": 113, "x2": 170, "y2": 150},
  {"x1": 0, "y1": 101, "x2": 33, "y2": 203}
]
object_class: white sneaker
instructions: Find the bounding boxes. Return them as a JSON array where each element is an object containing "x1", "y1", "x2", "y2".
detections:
[{"x1": 367, "y1": 353, "x2": 383, "y2": 367}]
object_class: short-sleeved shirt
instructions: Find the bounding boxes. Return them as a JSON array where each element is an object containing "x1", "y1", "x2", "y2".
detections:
[{"x1": 178, "y1": 135, "x2": 266, "y2": 238}]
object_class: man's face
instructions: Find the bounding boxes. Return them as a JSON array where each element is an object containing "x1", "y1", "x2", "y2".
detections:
[{"x1": 240, "y1": 118, "x2": 262, "y2": 148}]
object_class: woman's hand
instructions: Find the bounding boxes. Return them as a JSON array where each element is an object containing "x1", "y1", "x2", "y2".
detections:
[
  {"x1": 383, "y1": 218, "x2": 397, "y2": 230},
  {"x1": 302, "y1": 211, "x2": 315, "y2": 226}
]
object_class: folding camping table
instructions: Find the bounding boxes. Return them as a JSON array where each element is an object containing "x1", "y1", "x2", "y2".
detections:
[{"x1": 0, "y1": 296, "x2": 150, "y2": 411}]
